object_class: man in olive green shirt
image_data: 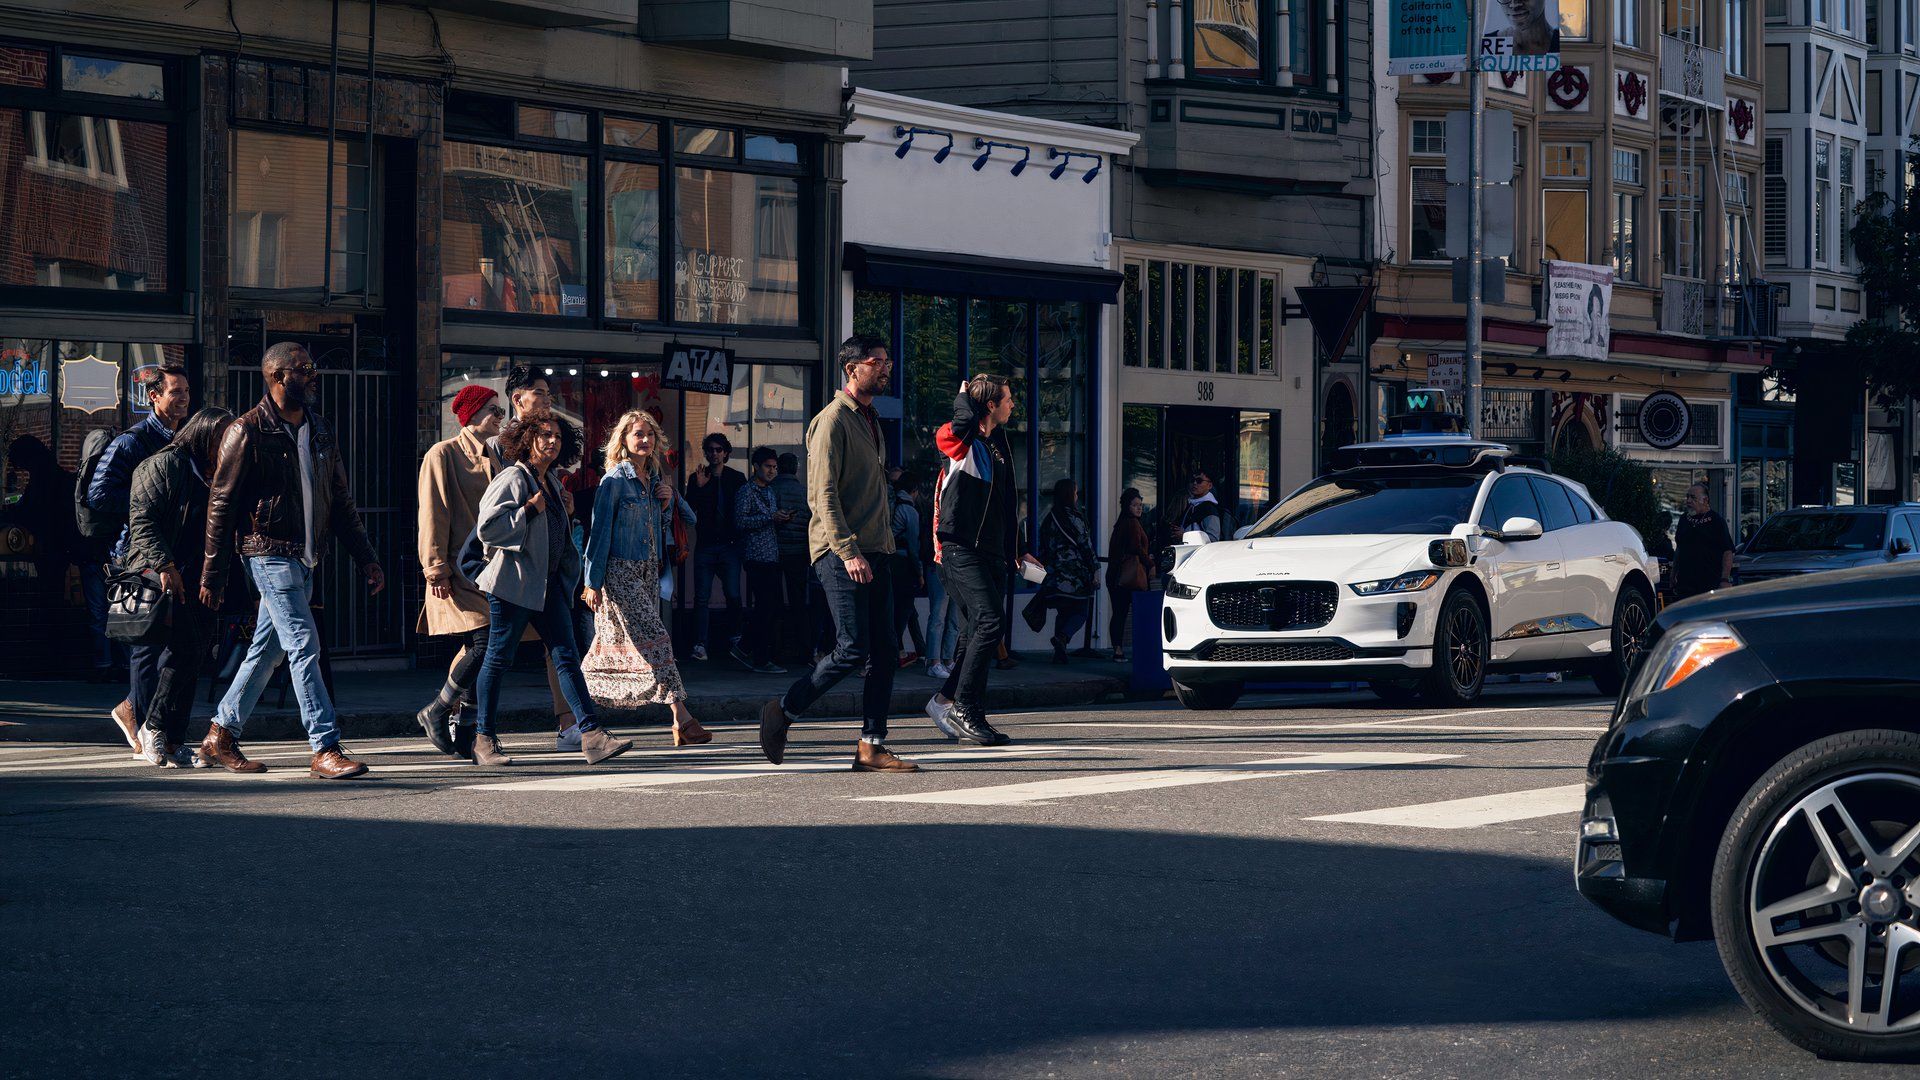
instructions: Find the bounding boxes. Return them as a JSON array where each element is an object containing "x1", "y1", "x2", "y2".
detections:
[{"x1": 760, "y1": 335, "x2": 918, "y2": 772}]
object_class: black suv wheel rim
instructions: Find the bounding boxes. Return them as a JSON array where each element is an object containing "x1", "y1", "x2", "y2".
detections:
[{"x1": 1748, "y1": 771, "x2": 1920, "y2": 1033}]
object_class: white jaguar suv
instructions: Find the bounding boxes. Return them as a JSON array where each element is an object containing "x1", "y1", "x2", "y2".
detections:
[{"x1": 1160, "y1": 439, "x2": 1659, "y2": 709}]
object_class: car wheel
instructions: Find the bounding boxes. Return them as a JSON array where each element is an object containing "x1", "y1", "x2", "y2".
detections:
[
  {"x1": 1368, "y1": 679, "x2": 1424, "y2": 705},
  {"x1": 1592, "y1": 581, "x2": 1655, "y2": 698},
  {"x1": 1710, "y1": 729, "x2": 1920, "y2": 1062},
  {"x1": 1418, "y1": 587, "x2": 1487, "y2": 706},
  {"x1": 1172, "y1": 678, "x2": 1243, "y2": 711}
]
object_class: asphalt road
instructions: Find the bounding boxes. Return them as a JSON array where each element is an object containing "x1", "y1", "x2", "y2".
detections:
[{"x1": 1, "y1": 684, "x2": 1904, "y2": 1078}]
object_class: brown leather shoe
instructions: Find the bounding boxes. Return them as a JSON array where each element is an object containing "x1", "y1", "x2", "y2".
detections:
[
  {"x1": 579, "y1": 726, "x2": 632, "y2": 765},
  {"x1": 198, "y1": 723, "x2": 266, "y2": 773},
  {"x1": 109, "y1": 699, "x2": 139, "y2": 751},
  {"x1": 309, "y1": 745, "x2": 369, "y2": 779},
  {"x1": 759, "y1": 698, "x2": 792, "y2": 764},
  {"x1": 853, "y1": 741, "x2": 919, "y2": 772},
  {"x1": 472, "y1": 733, "x2": 514, "y2": 767}
]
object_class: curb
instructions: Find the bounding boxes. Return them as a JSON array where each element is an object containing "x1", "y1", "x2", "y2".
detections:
[{"x1": 0, "y1": 672, "x2": 1128, "y2": 745}]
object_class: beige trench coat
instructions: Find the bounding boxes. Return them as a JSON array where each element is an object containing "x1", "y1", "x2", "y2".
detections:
[{"x1": 416, "y1": 427, "x2": 495, "y2": 636}]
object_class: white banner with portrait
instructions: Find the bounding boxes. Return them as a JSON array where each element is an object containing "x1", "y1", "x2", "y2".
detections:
[
  {"x1": 1544, "y1": 260, "x2": 1612, "y2": 361},
  {"x1": 1481, "y1": 0, "x2": 1563, "y2": 72}
]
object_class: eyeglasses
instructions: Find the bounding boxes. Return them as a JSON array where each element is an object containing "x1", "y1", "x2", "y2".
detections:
[
  {"x1": 285, "y1": 365, "x2": 317, "y2": 378},
  {"x1": 855, "y1": 356, "x2": 893, "y2": 369}
]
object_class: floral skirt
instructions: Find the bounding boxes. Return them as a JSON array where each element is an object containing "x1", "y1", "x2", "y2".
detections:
[{"x1": 581, "y1": 558, "x2": 687, "y2": 707}]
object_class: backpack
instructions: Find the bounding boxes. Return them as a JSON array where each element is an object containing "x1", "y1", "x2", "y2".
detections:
[{"x1": 74, "y1": 428, "x2": 120, "y2": 541}]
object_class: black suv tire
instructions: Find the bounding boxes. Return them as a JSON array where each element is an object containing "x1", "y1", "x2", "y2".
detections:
[
  {"x1": 1710, "y1": 728, "x2": 1920, "y2": 1062},
  {"x1": 1172, "y1": 678, "x2": 1242, "y2": 711}
]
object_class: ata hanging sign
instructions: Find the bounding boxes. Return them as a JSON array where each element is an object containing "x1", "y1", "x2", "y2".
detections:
[
  {"x1": 60, "y1": 354, "x2": 122, "y2": 415},
  {"x1": 661, "y1": 344, "x2": 734, "y2": 395}
]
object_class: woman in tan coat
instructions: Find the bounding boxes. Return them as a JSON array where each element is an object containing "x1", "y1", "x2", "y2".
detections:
[{"x1": 414, "y1": 385, "x2": 504, "y2": 755}]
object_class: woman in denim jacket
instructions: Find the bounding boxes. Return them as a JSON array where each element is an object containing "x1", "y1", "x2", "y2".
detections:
[{"x1": 580, "y1": 408, "x2": 711, "y2": 745}]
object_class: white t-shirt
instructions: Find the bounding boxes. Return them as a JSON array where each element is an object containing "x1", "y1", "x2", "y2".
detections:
[{"x1": 293, "y1": 419, "x2": 318, "y2": 567}]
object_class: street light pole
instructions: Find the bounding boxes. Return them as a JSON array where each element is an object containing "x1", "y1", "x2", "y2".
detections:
[{"x1": 1464, "y1": 0, "x2": 1484, "y2": 437}]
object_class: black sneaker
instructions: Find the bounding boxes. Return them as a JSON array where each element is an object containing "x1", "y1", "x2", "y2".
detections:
[
  {"x1": 729, "y1": 645, "x2": 756, "y2": 671},
  {"x1": 750, "y1": 660, "x2": 787, "y2": 676},
  {"x1": 976, "y1": 720, "x2": 1012, "y2": 747}
]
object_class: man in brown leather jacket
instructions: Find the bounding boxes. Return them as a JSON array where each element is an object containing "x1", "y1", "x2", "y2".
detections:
[{"x1": 197, "y1": 342, "x2": 386, "y2": 779}]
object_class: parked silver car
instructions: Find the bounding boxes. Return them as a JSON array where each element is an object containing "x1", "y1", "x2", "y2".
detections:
[{"x1": 1736, "y1": 504, "x2": 1920, "y2": 584}]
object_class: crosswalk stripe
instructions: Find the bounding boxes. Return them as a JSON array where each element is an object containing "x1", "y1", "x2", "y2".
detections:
[
  {"x1": 858, "y1": 751, "x2": 1458, "y2": 806},
  {"x1": 454, "y1": 745, "x2": 1081, "y2": 792},
  {"x1": 1304, "y1": 783, "x2": 1586, "y2": 829}
]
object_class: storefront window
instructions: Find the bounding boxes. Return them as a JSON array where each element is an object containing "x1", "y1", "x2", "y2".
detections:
[
  {"x1": 900, "y1": 293, "x2": 960, "y2": 481},
  {"x1": 603, "y1": 160, "x2": 661, "y2": 319},
  {"x1": 1238, "y1": 411, "x2": 1276, "y2": 527},
  {"x1": 672, "y1": 168, "x2": 799, "y2": 326},
  {"x1": 230, "y1": 129, "x2": 371, "y2": 296},
  {"x1": 437, "y1": 353, "x2": 511, "y2": 442},
  {"x1": 1, "y1": 107, "x2": 170, "y2": 291},
  {"x1": 1036, "y1": 302, "x2": 1087, "y2": 515},
  {"x1": 442, "y1": 141, "x2": 588, "y2": 316}
]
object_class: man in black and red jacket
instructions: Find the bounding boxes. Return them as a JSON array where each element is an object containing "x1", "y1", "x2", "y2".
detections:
[{"x1": 926, "y1": 373, "x2": 1019, "y2": 746}]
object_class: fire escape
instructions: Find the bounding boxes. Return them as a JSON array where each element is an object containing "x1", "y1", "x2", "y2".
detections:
[{"x1": 1658, "y1": 2, "x2": 1782, "y2": 342}]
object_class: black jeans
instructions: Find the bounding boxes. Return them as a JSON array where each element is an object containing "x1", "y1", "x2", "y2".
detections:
[
  {"x1": 782, "y1": 553, "x2": 896, "y2": 738},
  {"x1": 144, "y1": 601, "x2": 215, "y2": 745},
  {"x1": 937, "y1": 543, "x2": 1008, "y2": 717},
  {"x1": 1108, "y1": 585, "x2": 1137, "y2": 651},
  {"x1": 777, "y1": 550, "x2": 813, "y2": 662},
  {"x1": 743, "y1": 560, "x2": 785, "y2": 665},
  {"x1": 441, "y1": 626, "x2": 491, "y2": 701},
  {"x1": 892, "y1": 554, "x2": 926, "y2": 655}
]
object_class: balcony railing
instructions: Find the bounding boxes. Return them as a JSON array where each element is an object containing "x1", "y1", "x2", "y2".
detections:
[
  {"x1": 1659, "y1": 35, "x2": 1725, "y2": 107},
  {"x1": 1659, "y1": 277, "x2": 1785, "y2": 338}
]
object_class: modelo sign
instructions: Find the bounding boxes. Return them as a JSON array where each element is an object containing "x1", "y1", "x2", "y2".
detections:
[
  {"x1": 661, "y1": 344, "x2": 733, "y2": 395},
  {"x1": 1636, "y1": 389, "x2": 1691, "y2": 449}
]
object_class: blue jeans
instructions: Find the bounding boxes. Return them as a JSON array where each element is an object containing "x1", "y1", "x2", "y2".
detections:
[
  {"x1": 781, "y1": 553, "x2": 896, "y2": 739},
  {"x1": 692, "y1": 543, "x2": 743, "y2": 650},
  {"x1": 924, "y1": 562, "x2": 959, "y2": 664},
  {"x1": 474, "y1": 576, "x2": 598, "y2": 738},
  {"x1": 215, "y1": 556, "x2": 339, "y2": 752}
]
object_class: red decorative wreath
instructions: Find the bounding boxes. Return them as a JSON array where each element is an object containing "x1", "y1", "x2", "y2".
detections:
[
  {"x1": 1549, "y1": 67, "x2": 1589, "y2": 109},
  {"x1": 1730, "y1": 98, "x2": 1754, "y2": 140},
  {"x1": 1500, "y1": 70, "x2": 1523, "y2": 90},
  {"x1": 1617, "y1": 71, "x2": 1647, "y2": 117},
  {"x1": 1424, "y1": 72, "x2": 1452, "y2": 84}
]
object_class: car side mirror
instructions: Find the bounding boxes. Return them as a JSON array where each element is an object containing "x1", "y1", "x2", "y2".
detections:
[
  {"x1": 1232, "y1": 524, "x2": 1253, "y2": 541},
  {"x1": 1181, "y1": 529, "x2": 1214, "y2": 546},
  {"x1": 1496, "y1": 516, "x2": 1544, "y2": 542}
]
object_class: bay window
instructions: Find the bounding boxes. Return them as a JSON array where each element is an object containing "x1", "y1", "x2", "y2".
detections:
[{"x1": 1188, "y1": 0, "x2": 1335, "y2": 90}]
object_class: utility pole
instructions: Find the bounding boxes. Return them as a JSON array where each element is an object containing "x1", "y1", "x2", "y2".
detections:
[{"x1": 1463, "y1": 0, "x2": 1484, "y2": 438}]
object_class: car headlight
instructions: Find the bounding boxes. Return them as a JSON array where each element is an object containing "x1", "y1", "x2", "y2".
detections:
[
  {"x1": 1349, "y1": 570, "x2": 1442, "y2": 596},
  {"x1": 1164, "y1": 577, "x2": 1200, "y2": 600},
  {"x1": 1622, "y1": 621, "x2": 1744, "y2": 703}
]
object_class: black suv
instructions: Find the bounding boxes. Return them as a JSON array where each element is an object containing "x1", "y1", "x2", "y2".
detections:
[
  {"x1": 1577, "y1": 561, "x2": 1920, "y2": 1061},
  {"x1": 1738, "y1": 504, "x2": 1920, "y2": 585}
]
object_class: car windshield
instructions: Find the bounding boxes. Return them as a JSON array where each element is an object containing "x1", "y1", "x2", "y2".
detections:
[
  {"x1": 1245, "y1": 474, "x2": 1482, "y2": 538},
  {"x1": 1746, "y1": 513, "x2": 1886, "y2": 554}
]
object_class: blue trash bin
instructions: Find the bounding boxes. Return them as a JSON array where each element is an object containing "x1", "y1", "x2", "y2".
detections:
[{"x1": 1130, "y1": 590, "x2": 1171, "y2": 695}]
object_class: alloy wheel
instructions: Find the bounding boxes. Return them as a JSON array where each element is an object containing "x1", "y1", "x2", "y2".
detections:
[
  {"x1": 1446, "y1": 601, "x2": 1484, "y2": 691},
  {"x1": 1617, "y1": 594, "x2": 1652, "y2": 670},
  {"x1": 1747, "y1": 771, "x2": 1920, "y2": 1034}
]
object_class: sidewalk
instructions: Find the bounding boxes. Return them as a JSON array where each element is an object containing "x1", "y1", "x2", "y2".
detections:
[{"x1": 0, "y1": 652, "x2": 1131, "y2": 744}]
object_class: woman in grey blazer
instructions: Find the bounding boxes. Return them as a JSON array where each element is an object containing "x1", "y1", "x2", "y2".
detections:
[{"x1": 469, "y1": 409, "x2": 632, "y2": 767}]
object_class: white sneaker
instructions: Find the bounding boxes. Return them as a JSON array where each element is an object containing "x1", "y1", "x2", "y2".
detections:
[
  {"x1": 691, "y1": 645, "x2": 709, "y2": 661},
  {"x1": 927, "y1": 661, "x2": 951, "y2": 680},
  {"x1": 925, "y1": 694, "x2": 960, "y2": 740},
  {"x1": 555, "y1": 725, "x2": 583, "y2": 751},
  {"x1": 137, "y1": 725, "x2": 167, "y2": 767}
]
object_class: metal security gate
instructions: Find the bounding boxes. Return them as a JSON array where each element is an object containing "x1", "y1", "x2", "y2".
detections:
[{"x1": 227, "y1": 315, "x2": 407, "y2": 657}]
